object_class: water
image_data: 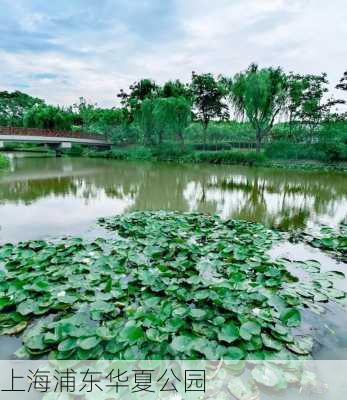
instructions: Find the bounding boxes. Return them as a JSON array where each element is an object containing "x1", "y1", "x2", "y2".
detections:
[
  {"x1": 0, "y1": 156, "x2": 346, "y2": 243},
  {"x1": 0, "y1": 154, "x2": 346, "y2": 360}
]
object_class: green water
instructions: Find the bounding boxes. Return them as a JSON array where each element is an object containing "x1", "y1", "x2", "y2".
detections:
[{"x1": 0, "y1": 155, "x2": 346, "y2": 243}]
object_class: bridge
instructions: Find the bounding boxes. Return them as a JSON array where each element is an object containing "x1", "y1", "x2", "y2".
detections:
[{"x1": 0, "y1": 126, "x2": 112, "y2": 150}]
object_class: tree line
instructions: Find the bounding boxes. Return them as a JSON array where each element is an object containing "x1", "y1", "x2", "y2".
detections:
[{"x1": 1, "y1": 65, "x2": 346, "y2": 152}]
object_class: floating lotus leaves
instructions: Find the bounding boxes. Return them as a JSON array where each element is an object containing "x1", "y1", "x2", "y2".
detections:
[{"x1": 0, "y1": 211, "x2": 345, "y2": 360}]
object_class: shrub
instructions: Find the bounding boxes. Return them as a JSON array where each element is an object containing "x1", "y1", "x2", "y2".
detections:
[
  {"x1": 265, "y1": 142, "x2": 326, "y2": 161},
  {"x1": 151, "y1": 143, "x2": 192, "y2": 161},
  {"x1": 186, "y1": 150, "x2": 266, "y2": 166},
  {"x1": 316, "y1": 142, "x2": 347, "y2": 162},
  {"x1": 265, "y1": 140, "x2": 347, "y2": 162},
  {"x1": 87, "y1": 146, "x2": 152, "y2": 160}
]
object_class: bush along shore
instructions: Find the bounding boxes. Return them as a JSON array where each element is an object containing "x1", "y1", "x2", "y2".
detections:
[
  {"x1": 0, "y1": 211, "x2": 346, "y2": 361},
  {"x1": 84, "y1": 145, "x2": 347, "y2": 171}
]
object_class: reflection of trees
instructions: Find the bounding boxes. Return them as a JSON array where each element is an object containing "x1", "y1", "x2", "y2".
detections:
[
  {"x1": 0, "y1": 158, "x2": 346, "y2": 230},
  {"x1": 0, "y1": 177, "x2": 77, "y2": 204},
  {"x1": 200, "y1": 168, "x2": 347, "y2": 229}
]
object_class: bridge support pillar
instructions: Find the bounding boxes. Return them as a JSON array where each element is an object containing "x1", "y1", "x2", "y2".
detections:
[
  {"x1": 0, "y1": 141, "x2": 4, "y2": 149},
  {"x1": 59, "y1": 142, "x2": 72, "y2": 149}
]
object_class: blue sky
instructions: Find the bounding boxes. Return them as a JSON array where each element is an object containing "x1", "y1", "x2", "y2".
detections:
[{"x1": 0, "y1": 0, "x2": 346, "y2": 107}]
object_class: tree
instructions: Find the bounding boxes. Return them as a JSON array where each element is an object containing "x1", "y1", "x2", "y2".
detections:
[
  {"x1": 136, "y1": 98, "x2": 157, "y2": 145},
  {"x1": 117, "y1": 79, "x2": 159, "y2": 123},
  {"x1": 230, "y1": 64, "x2": 288, "y2": 152},
  {"x1": 287, "y1": 73, "x2": 344, "y2": 142},
  {"x1": 154, "y1": 96, "x2": 191, "y2": 145},
  {"x1": 72, "y1": 97, "x2": 127, "y2": 140},
  {"x1": 336, "y1": 71, "x2": 347, "y2": 120},
  {"x1": 161, "y1": 80, "x2": 192, "y2": 100},
  {"x1": 190, "y1": 72, "x2": 229, "y2": 147},
  {"x1": 24, "y1": 104, "x2": 73, "y2": 130},
  {"x1": 286, "y1": 73, "x2": 308, "y2": 138},
  {"x1": 0, "y1": 91, "x2": 44, "y2": 126},
  {"x1": 336, "y1": 71, "x2": 347, "y2": 91}
]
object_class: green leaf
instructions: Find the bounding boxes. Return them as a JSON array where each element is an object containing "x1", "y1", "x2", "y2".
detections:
[
  {"x1": 224, "y1": 347, "x2": 245, "y2": 360},
  {"x1": 190, "y1": 308, "x2": 207, "y2": 320},
  {"x1": 218, "y1": 322, "x2": 239, "y2": 343},
  {"x1": 58, "y1": 338, "x2": 77, "y2": 352},
  {"x1": 77, "y1": 336, "x2": 101, "y2": 350},
  {"x1": 261, "y1": 333, "x2": 283, "y2": 351},
  {"x1": 240, "y1": 321, "x2": 261, "y2": 341},
  {"x1": 170, "y1": 335, "x2": 195, "y2": 353},
  {"x1": 119, "y1": 325, "x2": 144, "y2": 343},
  {"x1": 252, "y1": 364, "x2": 287, "y2": 389},
  {"x1": 280, "y1": 308, "x2": 301, "y2": 327},
  {"x1": 17, "y1": 299, "x2": 37, "y2": 316}
]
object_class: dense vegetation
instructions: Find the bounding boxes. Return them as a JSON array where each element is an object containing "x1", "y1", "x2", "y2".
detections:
[
  {"x1": 0, "y1": 211, "x2": 345, "y2": 361},
  {"x1": 1, "y1": 65, "x2": 347, "y2": 163}
]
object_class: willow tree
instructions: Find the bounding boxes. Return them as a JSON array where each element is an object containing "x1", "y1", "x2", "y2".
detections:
[
  {"x1": 230, "y1": 64, "x2": 288, "y2": 152},
  {"x1": 136, "y1": 98, "x2": 157, "y2": 145},
  {"x1": 154, "y1": 96, "x2": 191, "y2": 145}
]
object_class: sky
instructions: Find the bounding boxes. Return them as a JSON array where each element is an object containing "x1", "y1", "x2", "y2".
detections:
[{"x1": 0, "y1": 0, "x2": 346, "y2": 107}]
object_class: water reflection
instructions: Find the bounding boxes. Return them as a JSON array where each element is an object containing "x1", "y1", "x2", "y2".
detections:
[{"x1": 0, "y1": 156, "x2": 346, "y2": 242}]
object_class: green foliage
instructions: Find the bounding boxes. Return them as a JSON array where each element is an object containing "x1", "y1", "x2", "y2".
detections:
[
  {"x1": 185, "y1": 121, "x2": 255, "y2": 144},
  {"x1": 231, "y1": 64, "x2": 288, "y2": 151},
  {"x1": 161, "y1": 79, "x2": 192, "y2": 100},
  {"x1": 153, "y1": 96, "x2": 191, "y2": 144},
  {"x1": 287, "y1": 73, "x2": 344, "y2": 141},
  {"x1": 62, "y1": 144, "x2": 85, "y2": 157},
  {"x1": 118, "y1": 79, "x2": 159, "y2": 122},
  {"x1": 265, "y1": 140, "x2": 347, "y2": 162},
  {"x1": 336, "y1": 71, "x2": 347, "y2": 92},
  {"x1": 72, "y1": 97, "x2": 127, "y2": 140},
  {"x1": 0, "y1": 91, "x2": 44, "y2": 127},
  {"x1": 24, "y1": 104, "x2": 74, "y2": 130},
  {"x1": 187, "y1": 150, "x2": 267, "y2": 166},
  {"x1": 1, "y1": 67, "x2": 346, "y2": 168},
  {"x1": 0, "y1": 211, "x2": 345, "y2": 359},
  {"x1": 310, "y1": 224, "x2": 347, "y2": 260},
  {"x1": 151, "y1": 143, "x2": 192, "y2": 161},
  {"x1": 136, "y1": 98, "x2": 158, "y2": 145},
  {"x1": 0, "y1": 154, "x2": 9, "y2": 169},
  {"x1": 191, "y1": 72, "x2": 229, "y2": 144},
  {"x1": 265, "y1": 142, "x2": 325, "y2": 161},
  {"x1": 88, "y1": 146, "x2": 153, "y2": 161}
]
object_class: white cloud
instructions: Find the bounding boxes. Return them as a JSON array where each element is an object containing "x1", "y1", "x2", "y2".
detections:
[{"x1": 0, "y1": 0, "x2": 345, "y2": 107}]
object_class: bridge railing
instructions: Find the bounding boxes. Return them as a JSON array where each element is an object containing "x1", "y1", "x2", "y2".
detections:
[{"x1": 0, "y1": 126, "x2": 108, "y2": 142}]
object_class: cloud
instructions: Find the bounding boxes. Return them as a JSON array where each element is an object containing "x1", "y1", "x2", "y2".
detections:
[{"x1": 0, "y1": 0, "x2": 345, "y2": 107}]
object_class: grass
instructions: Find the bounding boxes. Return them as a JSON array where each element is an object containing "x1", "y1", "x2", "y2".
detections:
[
  {"x1": 184, "y1": 150, "x2": 266, "y2": 166},
  {"x1": 86, "y1": 144, "x2": 347, "y2": 171}
]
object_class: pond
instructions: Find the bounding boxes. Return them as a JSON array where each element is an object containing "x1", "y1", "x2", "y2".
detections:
[
  {"x1": 0, "y1": 154, "x2": 346, "y2": 361},
  {"x1": 0, "y1": 155, "x2": 346, "y2": 243}
]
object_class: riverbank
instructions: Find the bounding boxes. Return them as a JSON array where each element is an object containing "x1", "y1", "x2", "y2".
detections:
[{"x1": 85, "y1": 147, "x2": 347, "y2": 172}]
